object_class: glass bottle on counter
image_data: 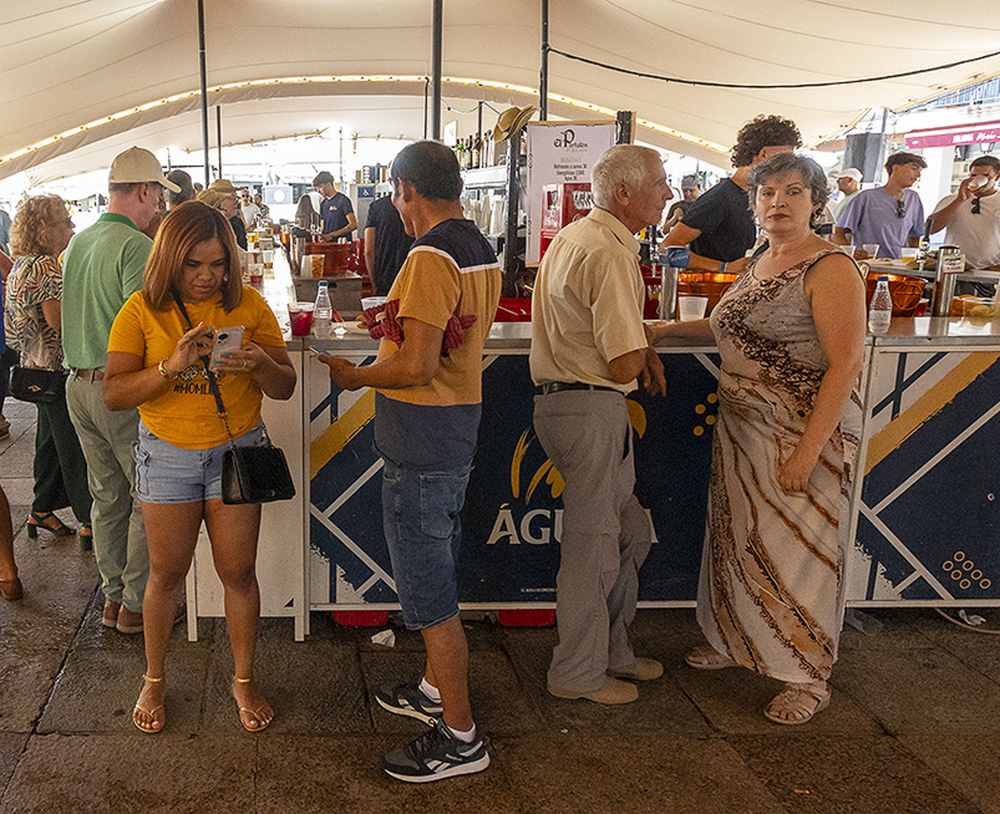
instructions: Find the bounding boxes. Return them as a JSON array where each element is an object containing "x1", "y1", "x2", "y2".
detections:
[
  {"x1": 314, "y1": 280, "x2": 333, "y2": 339},
  {"x1": 869, "y1": 275, "x2": 892, "y2": 335}
]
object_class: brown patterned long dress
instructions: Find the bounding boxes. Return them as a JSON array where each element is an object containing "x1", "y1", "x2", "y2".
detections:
[{"x1": 697, "y1": 247, "x2": 862, "y2": 683}]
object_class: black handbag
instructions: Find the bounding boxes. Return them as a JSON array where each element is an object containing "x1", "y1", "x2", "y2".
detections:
[
  {"x1": 172, "y1": 292, "x2": 296, "y2": 505},
  {"x1": 10, "y1": 365, "x2": 65, "y2": 403}
]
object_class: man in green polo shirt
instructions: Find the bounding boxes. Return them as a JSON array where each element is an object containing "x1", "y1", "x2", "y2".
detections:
[{"x1": 61, "y1": 146, "x2": 180, "y2": 635}]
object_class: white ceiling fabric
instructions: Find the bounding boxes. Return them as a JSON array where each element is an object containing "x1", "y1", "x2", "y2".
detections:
[{"x1": 2, "y1": 0, "x2": 999, "y2": 182}]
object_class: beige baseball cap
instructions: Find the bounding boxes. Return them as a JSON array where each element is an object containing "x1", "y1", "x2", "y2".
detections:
[{"x1": 108, "y1": 147, "x2": 181, "y2": 192}]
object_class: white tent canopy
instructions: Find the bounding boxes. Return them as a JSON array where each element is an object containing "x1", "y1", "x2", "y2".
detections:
[{"x1": 3, "y1": 0, "x2": 1000, "y2": 184}]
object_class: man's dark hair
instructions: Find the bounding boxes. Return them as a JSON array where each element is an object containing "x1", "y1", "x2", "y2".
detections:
[
  {"x1": 885, "y1": 151, "x2": 927, "y2": 172},
  {"x1": 731, "y1": 115, "x2": 802, "y2": 168},
  {"x1": 312, "y1": 171, "x2": 334, "y2": 187},
  {"x1": 970, "y1": 155, "x2": 1000, "y2": 173},
  {"x1": 391, "y1": 141, "x2": 463, "y2": 202},
  {"x1": 165, "y1": 170, "x2": 194, "y2": 206}
]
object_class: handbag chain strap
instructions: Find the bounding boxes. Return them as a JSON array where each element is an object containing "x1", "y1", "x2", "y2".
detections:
[{"x1": 171, "y1": 290, "x2": 238, "y2": 448}]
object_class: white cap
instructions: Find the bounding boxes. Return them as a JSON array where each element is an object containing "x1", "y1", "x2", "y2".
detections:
[
  {"x1": 108, "y1": 147, "x2": 181, "y2": 192},
  {"x1": 835, "y1": 168, "x2": 863, "y2": 182}
]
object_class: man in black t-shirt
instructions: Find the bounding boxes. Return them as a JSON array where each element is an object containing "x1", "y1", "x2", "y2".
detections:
[
  {"x1": 364, "y1": 194, "x2": 414, "y2": 295},
  {"x1": 661, "y1": 115, "x2": 801, "y2": 275},
  {"x1": 313, "y1": 171, "x2": 357, "y2": 241}
]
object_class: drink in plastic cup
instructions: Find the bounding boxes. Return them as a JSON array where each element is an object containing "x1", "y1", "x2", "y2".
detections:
[
  {"x1": 900, "y1": 247, "x2": 917, "y2": 260},
  {"x1": 262, "y1": 249, "x2": 274, "y2": 269},
  {"x1": 288, "y1": 302, "x2": 315, "y2": 336},
  {"x1": 361, "y1": 296, "x2": 387, "y2": 311},
  {"x1": 862, "y1": 243, "x2": 879, "y2": 259},
  {"x1": 678, "y1": 295, "x2": 708, "y2": 321}
]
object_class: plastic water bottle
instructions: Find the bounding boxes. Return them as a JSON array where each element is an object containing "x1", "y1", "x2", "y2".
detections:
[
  {"x1": 869, "y1": 275, "x2": 892, "y2": 335},
  {"x1": 313, "y1": 280, "x2": 333, "y2": 338}
]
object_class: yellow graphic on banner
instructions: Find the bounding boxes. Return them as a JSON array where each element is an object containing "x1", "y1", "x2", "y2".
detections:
[
  {"x1": 865, "y1": 352, "x2": 1000, "y2": 474},
  {"x1": 310, "y1": 389, "x2": 376, "y2": 479},
  {"x1": 512, "y1": 401, "x2": 647, "y2": 503}
]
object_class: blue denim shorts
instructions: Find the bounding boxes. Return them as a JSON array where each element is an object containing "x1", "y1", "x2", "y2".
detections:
[
  {"x1": 381, "y1": 456, "x2": 472, "y2": 630},
  {"x1": 133, "y1": 420, "x2": 265, "y2": 504}
]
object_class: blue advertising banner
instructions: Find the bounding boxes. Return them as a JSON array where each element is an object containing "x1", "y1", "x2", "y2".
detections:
[{"x1": 307, "y1": 351, "x2": 721, "y2": 606}]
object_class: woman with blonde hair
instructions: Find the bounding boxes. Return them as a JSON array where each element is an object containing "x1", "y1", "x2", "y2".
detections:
[
  {"x1": 5, "y1": 195, "x2": 92, "y2": 546},
  {"x1": 104, "y1": 201, "x2": 295, "y2": 733}
]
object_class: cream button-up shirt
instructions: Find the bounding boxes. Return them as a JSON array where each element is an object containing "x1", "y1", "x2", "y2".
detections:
[{"x1": 530, "y1": 207, "x2": 648, "y2": 393}]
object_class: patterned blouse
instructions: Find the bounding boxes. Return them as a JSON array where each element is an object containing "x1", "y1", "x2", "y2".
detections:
[{"x1": 4, "y1": 254, "x2": 64, "y2": 370}]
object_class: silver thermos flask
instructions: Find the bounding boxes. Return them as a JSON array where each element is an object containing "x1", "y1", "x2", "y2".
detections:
[
  {"x1": 929, "y1": 244, "x2": 964, "y2": 317},
  {"x1": 657, "y1": 247, "x2": 689, "y2": 320}
]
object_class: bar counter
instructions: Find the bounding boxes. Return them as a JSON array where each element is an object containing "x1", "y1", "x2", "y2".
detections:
[{"x1": 187, "y1": 294, "x2": 1000, "y2": 639}]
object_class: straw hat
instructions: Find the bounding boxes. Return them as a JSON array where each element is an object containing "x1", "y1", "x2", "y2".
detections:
[
  {"x1": 209, "y1": 178, "x2": 239, "y2": 194},
  {"x1": 493, "y1": 106, "x2": 536, "y2": 142}
]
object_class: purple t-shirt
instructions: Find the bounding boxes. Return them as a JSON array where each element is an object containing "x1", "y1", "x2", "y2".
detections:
[{"x1": 838, "y1": 187, "x2": 924, "y2": 259}]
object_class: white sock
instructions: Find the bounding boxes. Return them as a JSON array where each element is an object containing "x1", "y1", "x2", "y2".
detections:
[
  {"x1": 419, "y1": 676, "x2": 441, "y2": 703},
  {"x1": 447, "y1": 723, "x2": 476, "y2": 743}
]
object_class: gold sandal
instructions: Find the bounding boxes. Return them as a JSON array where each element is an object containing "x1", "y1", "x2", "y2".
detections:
[
  {"x1": 232, "y1": 676, "x2": 273, "y2": 732},
  {"x1": 133, "y1": 674, "x2": 165, "y2": 733},
  {"x1": 764, "y1": 681, "x2": 831, "y2": 725}
]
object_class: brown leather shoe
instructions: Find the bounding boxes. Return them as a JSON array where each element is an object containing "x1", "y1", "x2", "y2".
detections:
[
  {"x1": 548, "y1": 676, "x2": 638, "y2": 704},
  {"x1": 102, "y1": 600, "x2": 121, "y2": 628},
  {"x1": 607, "y1": 657, "x2": 664, "y2": 681},
  {"x1": 117, "y1": 605, "x2": 144, "y2": 634},
  {"x1": 0, "y1": 577, "x2": 23, "y2": 601}
]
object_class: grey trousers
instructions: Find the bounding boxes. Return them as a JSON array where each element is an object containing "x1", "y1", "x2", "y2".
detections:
[
  {"x1": 66, "y1": 374, "x2": 148, "y2": 613},
  {"x1": 534, "y1": 389, "x2": 653, "y2": 693}
]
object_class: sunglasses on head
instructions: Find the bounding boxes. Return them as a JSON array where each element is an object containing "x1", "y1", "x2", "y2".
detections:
[
  {"x1": 972, "y1": 197, "x2": 981, "y2": 215},
  {"x1": 896, "y1": 199, "x2": 906, "y2": 219}
]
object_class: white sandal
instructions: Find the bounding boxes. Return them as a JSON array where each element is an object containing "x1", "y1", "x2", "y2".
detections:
[
  {"x1": 684, "y1": 645, "x2": 736, "y2": 670},
  {"x1": 764, "y1": 682, "x2": 831, "y2": 725}
]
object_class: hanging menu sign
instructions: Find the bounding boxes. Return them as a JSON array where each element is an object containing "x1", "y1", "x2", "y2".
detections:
[{"x1": 525, "y1": 121, "x2": 619, "y2": 265}]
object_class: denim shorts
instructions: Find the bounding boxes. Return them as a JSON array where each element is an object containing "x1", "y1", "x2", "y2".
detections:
[
  {"x1": 381, "y1": 456, "x2": 472, "y2": 630},
  {"x1": 133, "y1": 420, "x2": 265, "y2": 504}
]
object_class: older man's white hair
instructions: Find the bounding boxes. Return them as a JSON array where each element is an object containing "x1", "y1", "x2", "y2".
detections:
[{"x1": 591, "y1": 145, "x2": 661, "y2": 209}]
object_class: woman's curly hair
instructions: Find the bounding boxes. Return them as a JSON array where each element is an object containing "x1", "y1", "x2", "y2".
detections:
[
  {"x1": 9, "y1": 195, "x2": 70, "y2": 257},
  {"x1": 731, "y1": 115, "x2": 802, "y2": 168}
]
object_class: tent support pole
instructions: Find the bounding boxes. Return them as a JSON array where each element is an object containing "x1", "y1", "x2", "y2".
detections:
[
  {"x1": 539, "y1": 0, "x2": 549, "y2": 120},
  {"x1": 216, "y1": 106, "x2": 222, "y2": 177},
  {"x1": 198, "y1": 0, "x2": 210, "y2": 187},
  {"x1": 431, "y1": 0, "x2": 443, "y2": 140}
]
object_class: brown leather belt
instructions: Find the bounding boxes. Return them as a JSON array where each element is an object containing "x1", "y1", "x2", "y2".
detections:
[
  {"x1": 71, "y1": 368, "x2": 104, "y2": 382},
  {"x1": 535, "y1": 382, "x2": 619, "y2": 396}
]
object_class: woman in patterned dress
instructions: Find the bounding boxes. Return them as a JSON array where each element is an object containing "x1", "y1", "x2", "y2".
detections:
[
  {"x1": 5, "y1": 195, "x2": 93, "y2": 546},
  {"x1": 648, "y1": 153, "x2": 866, "y2": 724}
]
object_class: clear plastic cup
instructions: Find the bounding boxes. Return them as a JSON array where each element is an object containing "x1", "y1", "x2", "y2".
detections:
[
  {"x1": 288, "y1": 302, "x2": 315, "y2": 336},
  {"x1": 678, "y1": 295, "x2": 708, "y2": 321},
  {"x1": 862, "y1": 243, "x2": 880, "y2": 259}
]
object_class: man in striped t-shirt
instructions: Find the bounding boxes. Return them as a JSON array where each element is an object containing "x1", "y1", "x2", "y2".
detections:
[{"x1": 319, "y1": 141, "x2": 501, "y2": 783}]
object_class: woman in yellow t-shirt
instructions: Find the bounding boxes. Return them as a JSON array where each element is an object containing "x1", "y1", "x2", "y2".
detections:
[{"x1": 104, "y1": 202, "x2": 296, "y2": 734}]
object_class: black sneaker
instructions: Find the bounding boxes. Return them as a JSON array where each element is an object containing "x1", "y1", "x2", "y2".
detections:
[
  {"x1": 382, "y1": 719, "x2": 489, "y2": 783},
  {"x1": 374, "y1": 681, "x2": 443, "y2": 724}
]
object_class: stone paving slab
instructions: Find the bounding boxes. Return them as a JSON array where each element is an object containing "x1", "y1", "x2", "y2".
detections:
[
  {"x1": 203, "y1": 629, "x2": 371, "y2": 735},
  {"x1": 0, "y1": 649, "x2": 66, "y2": 733},
  {"x1": 0, "y1": 733, "x2": 27, "y2": 790},
  {"x1": 831, "y1": 644, "x2": 1000, "y2": 734},
  {"x1": 897, "y1": 734, "x2": 1000, "y2": 814},
  {"x1": 679, "y1": 662, "x2": 885, "y2": 737},
  {"x1": 505, "y1": 642, "x2": 713, "y2": 736},
  {"x1": 36, "y1": 647, "x2": 210, "y2": 736},
  {"x1": 495, "y1": 732, "x2": 787, "y2": 814},
  {"x1": 0, "y1": 734, "x2": 256, "y2": 814},
  {"x1": 728, "y1": 734, "x2": 985, "y2": 814},
  {"x1": 256, "y1": 735, "x2": 522, "y2": 814}
]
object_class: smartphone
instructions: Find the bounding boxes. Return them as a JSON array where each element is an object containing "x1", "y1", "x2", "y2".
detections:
[
  {"x1": 307, "y1": 346, "x2": 323, "y2": 357},
  {"x1": 209, "y1": 326, "x2": 245, "y2": 367}
]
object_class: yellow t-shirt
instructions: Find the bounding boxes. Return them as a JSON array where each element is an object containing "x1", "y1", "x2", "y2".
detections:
[{"x1": 108, "y1": 288, "x2": 285, "y2": 449}]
